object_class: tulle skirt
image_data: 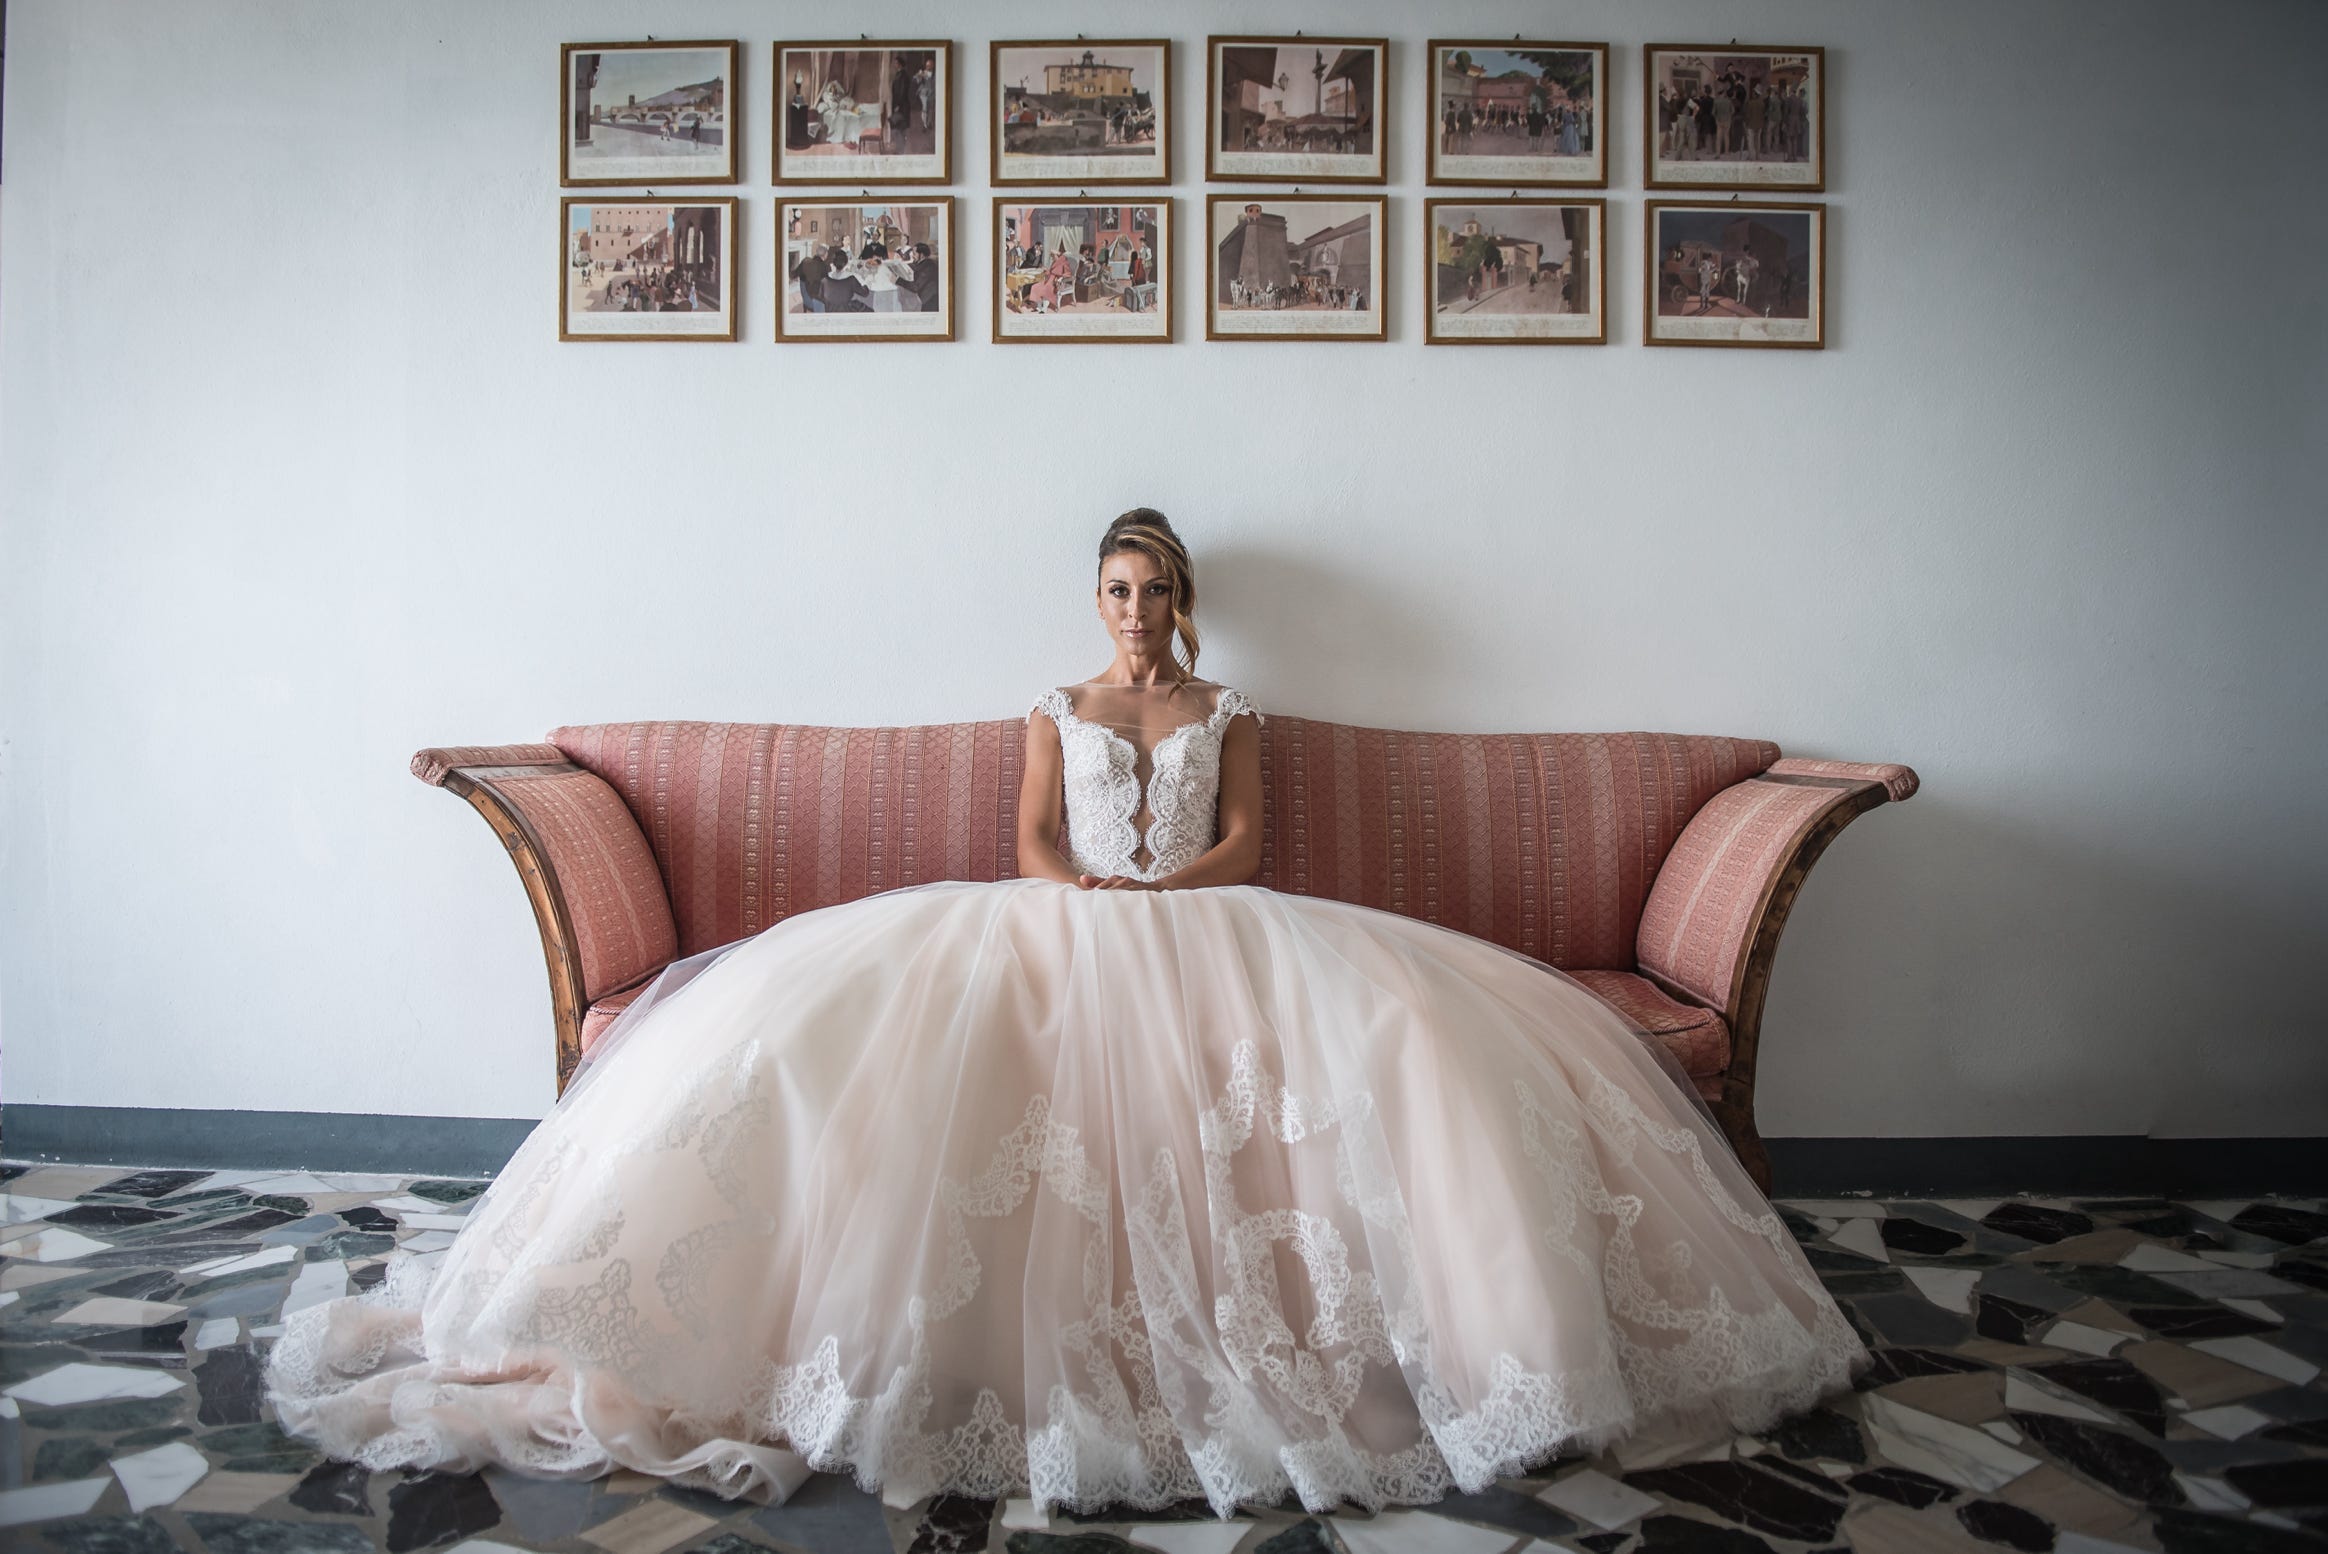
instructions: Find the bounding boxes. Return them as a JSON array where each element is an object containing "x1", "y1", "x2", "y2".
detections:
[{"x1": 263, "y1": 878, "x2": 1872, "y2": 1516}]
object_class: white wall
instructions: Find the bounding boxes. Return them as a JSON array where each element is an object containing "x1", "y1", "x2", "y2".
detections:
[{"x1": 3, "y1": 0, "x2": 2323, "y2": 1139}]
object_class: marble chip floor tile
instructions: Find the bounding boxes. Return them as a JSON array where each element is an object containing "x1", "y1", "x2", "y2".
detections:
[{"x1": 1, "y1": 1160, "x2": 2323, "y2": 1553}]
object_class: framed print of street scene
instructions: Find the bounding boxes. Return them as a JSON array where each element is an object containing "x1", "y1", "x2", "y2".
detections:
[
  {"x1": 775, "y1": 41, "x2": 952, "y2": 184},
  {"x1": 992, "y1": 41, "x2": 1169, "y2": 186},
  {"x1": 995, "y1": 200, "x2": 1171, "y2": 343},
  {"x1": 1645, "y1": 45, "x2": 1823, "y2": 190},
  {"x1": 1207, "y1": 195, "x2": 1385, "y2": 341},
  {"x1": 1426, "y1": 199, "x2": 1604, "y2": 345},
  {"x1": 777, "y1": 199, "x2": 954, "y2": 341},
  {"x1": 1428, "y1": 41, "x2": 1606, "y2": 188},
  {"x1": 1644, "y1": 200, "x2": 1823, "y2": 349},
  {"x1": 561, "y1": 41, "x2": 738, "y2": 187},
  {"x1": 561, "y1": 197, "x2": 737, "y2": 341},
  {"x1": 1207, "y1": 37, "x2": 1386, "y2": 183}
]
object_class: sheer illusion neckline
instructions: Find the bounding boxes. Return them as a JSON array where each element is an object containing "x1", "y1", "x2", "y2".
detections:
[{"x1": 1048, "y1": 701, "x2": 1210, "y2": 766}]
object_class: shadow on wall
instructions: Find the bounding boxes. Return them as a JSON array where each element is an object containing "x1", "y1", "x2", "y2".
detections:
[{"x1": 1758, "y1": 795, "x2": 2328, "y2": 1138}]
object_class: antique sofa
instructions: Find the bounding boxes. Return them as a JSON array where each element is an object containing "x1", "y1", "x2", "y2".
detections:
[{"x1": 411, "y1": 717, "x2": 1917, "y2": 1194}]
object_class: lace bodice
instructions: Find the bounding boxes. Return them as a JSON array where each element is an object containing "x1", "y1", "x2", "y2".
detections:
[{"x1": 1032, "y1": 684, "x2": 1263, "y2": 881}]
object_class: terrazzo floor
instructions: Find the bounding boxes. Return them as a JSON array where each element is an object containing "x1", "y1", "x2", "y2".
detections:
[{"x1": 2, "y1": 1161, "x2": 2324, "y2": 1553}]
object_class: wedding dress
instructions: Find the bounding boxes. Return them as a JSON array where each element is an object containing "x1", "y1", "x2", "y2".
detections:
[{"x1": 263, "y1": 681, "x2": 1873, "y2": 1517}]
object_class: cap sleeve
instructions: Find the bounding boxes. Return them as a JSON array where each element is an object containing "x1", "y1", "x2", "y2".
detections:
[
  {"x1": 1210, "y1": 686, "x2": 1263, "y2": 728},
  {"x1": 1029, "y1": 687, "x2": 1072, "y2": 723}
]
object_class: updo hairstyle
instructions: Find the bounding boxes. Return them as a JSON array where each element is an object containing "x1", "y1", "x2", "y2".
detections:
[{"x1": 1097, "y1": 508, "x2": 1200, "y2": 679}]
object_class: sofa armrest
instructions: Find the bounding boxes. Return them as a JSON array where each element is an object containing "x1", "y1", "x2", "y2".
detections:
[
  {"x1": 1767, "y1": 757, "x2": 1919, "y2": 803},
  {"x1": 413, "y1": 744, "x2": 679, "y2": 1093},
  {"x1": 410, "y1": 744, "x2": 570, "y2": 787},
  {"x1": 1637, "y1": 762, "x2": 1916, "y2": 1104}
]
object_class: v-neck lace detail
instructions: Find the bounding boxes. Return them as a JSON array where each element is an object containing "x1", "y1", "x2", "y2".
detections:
[{"x1": 1033, "y1": 686, "x2": 1261, "y2": 881}]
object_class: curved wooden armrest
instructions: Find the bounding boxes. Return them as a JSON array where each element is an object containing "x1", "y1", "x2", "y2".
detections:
[
  {"x1": 1767, "y1": 757, "x2": 1920, "y2": 803},
  {"x1": 410, "y1": 744, "x2": 570, "y2": 788},
  {"x1": 412, "y1": 743, "x2": 678, "y2": 1093},
  {"x1": 1636, "y1": 762, "x2": 1917, "y2": 1190}
]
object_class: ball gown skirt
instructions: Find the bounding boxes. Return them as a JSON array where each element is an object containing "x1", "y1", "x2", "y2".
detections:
[{"x1": 263, "y1": 877, "x2": 1874, "y2": 1517}]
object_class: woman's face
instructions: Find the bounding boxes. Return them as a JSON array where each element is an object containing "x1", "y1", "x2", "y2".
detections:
[{"x1": 1097, "y1": 550, "x2": 1174, "y2": 656}]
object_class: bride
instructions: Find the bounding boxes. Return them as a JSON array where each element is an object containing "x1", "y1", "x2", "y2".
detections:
[{"x1": 263, "y1": 509, "x2": 1873, "y2": 1518}]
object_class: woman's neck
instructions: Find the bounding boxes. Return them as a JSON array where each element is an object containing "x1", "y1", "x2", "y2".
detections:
[{"x1": 1092, "y1": 654, "x2": 1186, "y2": 688}]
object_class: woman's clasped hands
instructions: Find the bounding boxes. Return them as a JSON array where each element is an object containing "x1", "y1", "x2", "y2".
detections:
[{"x1": 1077, "y1": 874, "x2": 1162, "y2": 891}]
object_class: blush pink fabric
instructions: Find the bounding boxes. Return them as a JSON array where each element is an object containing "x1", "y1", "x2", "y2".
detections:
[
  {"x1": 549, "y1": 718, "x2": 1779, "y2": 972},
  {"x1": 579, "y1": 980, "x2": 652, "y2": 1057},
  {"x1": 1564, "y1": 969, "x2": 1729, "y2": 1080},
  {"x1": 409, "y1": 744, "x2": 569, "y2": 787},
  {"x1": 1636, "y1": 776, "x2": 1863, "y2": 1012},
  {"x1": 487, "y1": 769, "x2": 678, "y2": 1004},
  {"x1": 1767, "y1": 758, "x2": 1919, "y2": 804},
  {"x1": 1251, "y1": 719, "x2": 1777, "y2": 970},
  {"x1": 552, "y1": 722, "x2": 1031, "y2": 959}
]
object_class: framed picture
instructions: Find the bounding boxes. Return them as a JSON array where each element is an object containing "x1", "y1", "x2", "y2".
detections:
[
  {"x1": 995, "y1": 199, "x2": 1171, "y2": 343},
  {"x1": 1645, "y1": 46, "x2": 1824, "y2": 190},
  {"x1": 561, "y1": 40, "x2": 739, "y2": 186},
  {"x1": 1206, "y1": 194, "x2": 1385, "y2": 341},
  {"x1": 774, "y1": 41, "x2": 953, "y2": 183},
  {"x1": 1427, "y1": 41, "x2": 1606, "y2": 188},
  {"x1": 1425, "y1": 198, "x2": 1604, "y2": 345},
  {"x1": 777, "y1": 198, "x2": 954, "y2": 341},
  {"x1": 992, "y1": 41, "x2": 1170, "y2": 185},
  {"x1": 1644, "y1": 200, "x2": 1823, "y2": 349},
  {"x1": 1206, "y1": 37, "x2": 1386, "y2": 183},
  {"x1": 561, "y1": 197, "x2": 738, "y2": 341}
]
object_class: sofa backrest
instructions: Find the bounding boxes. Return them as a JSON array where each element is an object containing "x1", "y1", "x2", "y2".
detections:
[{"x1": 549, "y1": 717, "x2": 1778, "y2": 970}]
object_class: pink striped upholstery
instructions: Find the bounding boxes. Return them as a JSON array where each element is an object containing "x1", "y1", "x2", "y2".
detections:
[
  {"x1": 1566, "y1": 969, "x2": 1729, "y2": 1079},
  {"x1": 410, "y1": 744, "x2": 568, "y2": 787},
  {"x1": 551, "y1": 717, "x2": 1777, "y2": 971},
  {"x1": 1769, "y1": 758, "x2": 1919, "y2": 803},
  {"x1": 1637, "y1": 776, "x2": 1859, "y2": 1011},
  {"x1": 488, "y1": 769, "x2": 678, "y2": 1003},
  {"x1": 1252, "y1": 719, "x2": 1778, "y2": 968},
  {"x1": 552, "y1": 722, "x2": 1030, "y2": 958},
  {"x1": 580, "y1": 980, "x2": 652, "y2": 1057}
]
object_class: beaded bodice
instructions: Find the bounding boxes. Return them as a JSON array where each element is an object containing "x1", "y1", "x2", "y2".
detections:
[{"x1": 1031, "y1": 684, "x2": 1263, "y2": 882}]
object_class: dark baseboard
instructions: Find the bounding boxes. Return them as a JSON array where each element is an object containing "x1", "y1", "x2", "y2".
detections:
[
  {"x1": 2, "y1": 1105, "x2": 537, "y2": 1181},
  {"x1": 1766, "y1": 1134, "x2": 2325, "y2": 1199},
  {"x1": 5, "y1": 1104, "x2": 2322, "y2": 1198}
]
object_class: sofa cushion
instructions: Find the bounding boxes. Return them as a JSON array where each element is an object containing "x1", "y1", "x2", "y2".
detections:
[
  {"x1": 1566, "y1": 969, "x2": 1731, "y2": 1081},
  {"x1": 549, "y1": 718, "x2": 1778, "y2": 970},
  {"x1": 579, "y1": 980, "x2": 652, "y2": 1057}
]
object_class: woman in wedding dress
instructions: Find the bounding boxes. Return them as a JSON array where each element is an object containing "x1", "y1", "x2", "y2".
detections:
[{"x1": 263, "y1": 510, "x2": 1873, "y2": 1518}]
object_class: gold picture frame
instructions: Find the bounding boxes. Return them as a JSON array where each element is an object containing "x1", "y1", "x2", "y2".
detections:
[
  {"x1": 1205, "y1": 193, "x2": 1387, "y2": 341},
  {"x1": 776, "y1": 197, "x2": 956, "y2": 342},
  {"x1": 774, "y1": 40, "x2": 955, "y2": 185},
  {"x1": 561, "y1": 40, "x2": 741, "y2": 187},
  {"x1": 1424, "y1": 197, "x2": 1605, "y2": 346},
  {"x1": 993, "y1": 198, "x2": 1172, "y2": 344},
  {"x1": 991, "y1": 40, "x2": 1171, "y2": 187},
  {"x1": 1426, "y1": 40, "x2": 1608, "y2": 189},
  {"x1": 560, "y1": 196, "x2": 740, "y2": 342},
  {"x1": 1643, "y1": 199, "x2": 1824, "y2": 349},
  {"x1": 1206, "y1": 36, "x2": 1388, "y2": 184},
  {"x1": 1644, "y1": 45, "x2": 1825, "y2": 192}
]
